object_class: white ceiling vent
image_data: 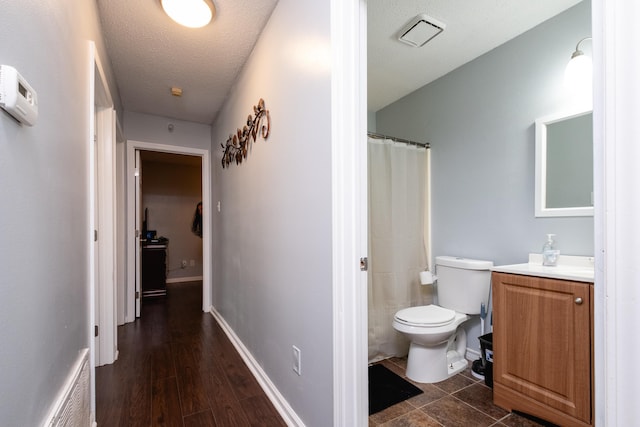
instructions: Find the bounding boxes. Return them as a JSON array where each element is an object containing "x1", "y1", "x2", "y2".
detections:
[{"x1": 398, "y1": 14, "x2": 446, "y2": 47}]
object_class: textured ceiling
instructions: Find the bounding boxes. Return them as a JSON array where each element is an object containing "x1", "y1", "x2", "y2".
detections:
[
  {"x1": 96, "y1": 1, "x2": 584, "y2": 124},
  {"x1": 97, "y1": 0, "x2": 278, "y2": 124},
  {"x1": 368, "y1": 0, "x2": 584, "y2": 112}
]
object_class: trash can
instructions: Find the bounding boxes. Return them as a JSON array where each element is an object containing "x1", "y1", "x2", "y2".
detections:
[{"x1": 479, "y1": 333, "x2": 493, "y2": 388}]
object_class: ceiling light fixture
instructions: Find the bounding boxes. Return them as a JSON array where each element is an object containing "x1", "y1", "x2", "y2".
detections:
[
  {"x1": 161, "y1": 0, "x2": 215, "y2": 29},
  {"x1": 398, "y1": 14, "x2": 446, "y2": 48}
]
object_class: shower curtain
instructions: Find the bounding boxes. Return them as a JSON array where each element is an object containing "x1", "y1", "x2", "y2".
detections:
[{"x1": 368, "y1": 137, "x2": 433, "y2": 363}]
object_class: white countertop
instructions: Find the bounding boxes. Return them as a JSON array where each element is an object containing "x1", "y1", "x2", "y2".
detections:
[{"x1": 492, "y1": 254, "x2": 594, "y2": 283}]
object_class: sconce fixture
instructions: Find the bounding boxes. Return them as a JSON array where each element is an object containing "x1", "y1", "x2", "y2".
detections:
[
  {"x1": 564, "y1": 37, "x2": 592, "y2": 97},
  {"x1": 161, "y1": 0, "x2": 215, "y2": 28}
]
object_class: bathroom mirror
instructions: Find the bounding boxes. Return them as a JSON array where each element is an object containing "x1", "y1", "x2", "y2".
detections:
[{"x1": 535, "y1": 109, "x2": 593, "y2": 217}]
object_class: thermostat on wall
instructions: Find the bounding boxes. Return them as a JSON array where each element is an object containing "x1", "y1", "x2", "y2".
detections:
[{"x1": 0, "y1": 65, "x2": 38, "y2": 126}]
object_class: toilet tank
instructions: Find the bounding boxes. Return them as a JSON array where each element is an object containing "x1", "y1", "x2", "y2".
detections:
[{"x1": 435, "y1": 256, "x2": 493, "y2": 314}]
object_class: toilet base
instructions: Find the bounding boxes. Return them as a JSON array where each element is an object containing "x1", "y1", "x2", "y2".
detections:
[
  {"x1": 447, "y1": 350, "x2": 469, "y2": 376},
  {"x1": 405, "y1": 330, "x2": 468, "y2": 383}
]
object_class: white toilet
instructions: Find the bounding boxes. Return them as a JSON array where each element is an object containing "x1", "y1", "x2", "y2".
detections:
[{"x1": 393, "y1": 256, "x2": 493, "y2": 383}]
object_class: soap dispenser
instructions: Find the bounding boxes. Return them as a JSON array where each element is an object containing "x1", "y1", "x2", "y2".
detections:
[{"x1": 542, "y1": 234, "x2": 559, "y2": 266}]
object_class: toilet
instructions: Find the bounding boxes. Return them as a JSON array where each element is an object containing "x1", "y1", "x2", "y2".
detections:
[{"x1": 393, "y1": 256, "x2": 493, "y2": 383}]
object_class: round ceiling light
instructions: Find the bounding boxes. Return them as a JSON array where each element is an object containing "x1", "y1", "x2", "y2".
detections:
[{"x1": 161, "y1": 0, "x2": 215, "y2": 28}]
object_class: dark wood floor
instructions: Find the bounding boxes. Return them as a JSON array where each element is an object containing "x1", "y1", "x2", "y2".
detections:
[{"x1": 96, "y1": 281, "x2": 287, "y2": 427}]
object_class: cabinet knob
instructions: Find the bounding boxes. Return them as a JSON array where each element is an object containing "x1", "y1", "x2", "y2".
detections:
[{"x1": 575, "y1": 297, "x2": 583, "y2": 305}]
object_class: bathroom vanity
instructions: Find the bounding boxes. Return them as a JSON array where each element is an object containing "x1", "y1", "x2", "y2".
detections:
[{"x1": 491, "y1": 255, "x2": 594, "y2": 427}]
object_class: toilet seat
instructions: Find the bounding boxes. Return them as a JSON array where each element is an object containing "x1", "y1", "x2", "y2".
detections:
[{"x1": 394, "y1": 304, "x2": 456, "y2": 327}]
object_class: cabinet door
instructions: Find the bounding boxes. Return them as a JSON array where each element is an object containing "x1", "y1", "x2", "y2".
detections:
[{"x1": 493, "y1": 272, "x2": 591, "y2": 423}]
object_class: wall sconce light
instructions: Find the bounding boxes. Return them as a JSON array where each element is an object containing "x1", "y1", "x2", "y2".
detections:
[
  {"x1": 564, "y1": 37, "x2": 592, "y2": 101},
  {"x1": 161, "y1": 0, "x2": 215, "y2": 28}
]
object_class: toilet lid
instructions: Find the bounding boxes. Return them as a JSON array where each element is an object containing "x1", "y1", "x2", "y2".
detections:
[{"x1": 395, "y1": 305, "x2": 456, "y2": 327}]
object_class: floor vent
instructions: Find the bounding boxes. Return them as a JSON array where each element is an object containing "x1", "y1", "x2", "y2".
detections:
[{"x1": 45, "y1": 348, "x2": 91, "y2": 427}]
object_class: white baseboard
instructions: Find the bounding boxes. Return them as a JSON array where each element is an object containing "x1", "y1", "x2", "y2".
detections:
[
  {"x1": 165, "y1": 276, "x2": 203, "y2": 284},
  {"x1": 209, "y1": 307, "x2": 305, "y2": 427},
  {"x1": 466, "y1": 347, "x2": 481, "y2": 361}
]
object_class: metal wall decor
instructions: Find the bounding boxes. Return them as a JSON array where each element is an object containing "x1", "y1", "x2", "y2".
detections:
[{"x1": 221, "y1": 98, "x2": 271, "y2": 168}]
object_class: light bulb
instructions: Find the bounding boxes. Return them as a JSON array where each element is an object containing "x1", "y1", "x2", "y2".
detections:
[
  {"x1": 564, "y1": 52, "x2": 592, "y2": 107},
  {"x1": 161, "y1": 0, "x2": 214, "y2": 28}
]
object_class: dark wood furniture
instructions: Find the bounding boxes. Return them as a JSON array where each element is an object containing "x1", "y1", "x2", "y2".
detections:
[{"x1": 142, "y1": 242, "x2": 167, "y2": 298}]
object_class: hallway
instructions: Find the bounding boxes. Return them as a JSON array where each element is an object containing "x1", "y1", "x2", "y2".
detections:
[{"x1": 96, "y1": 282, "x2": 286, "y2": 426}]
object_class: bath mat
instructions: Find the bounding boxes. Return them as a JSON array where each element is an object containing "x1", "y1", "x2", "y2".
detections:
[{"x1": 368, "y1": 363, "x2": 423, "y2": 415}]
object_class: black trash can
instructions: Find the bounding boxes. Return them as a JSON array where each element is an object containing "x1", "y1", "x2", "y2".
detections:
[{"x1": 479, "y1": 333, "x2": 493, "y2": 388}]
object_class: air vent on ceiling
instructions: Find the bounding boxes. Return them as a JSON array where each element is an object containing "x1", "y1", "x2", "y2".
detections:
[{"x1": 398, "y1": 14, "x2": 446, "y2": 47}]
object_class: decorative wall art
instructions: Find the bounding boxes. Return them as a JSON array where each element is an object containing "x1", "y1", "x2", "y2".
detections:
[{"x1": 221, "y1": 98, "x2": 271, "y2": 168}]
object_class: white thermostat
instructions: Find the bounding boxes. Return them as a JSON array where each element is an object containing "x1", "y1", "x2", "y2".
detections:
[{"x1": 0, "y1": 65, "x2": 38, "y2": 126}]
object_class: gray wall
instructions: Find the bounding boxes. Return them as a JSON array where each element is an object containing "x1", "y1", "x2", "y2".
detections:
[
  {"x1": 210, "y1": 0, "x2": 333, "y2": 424},
  {"x1": 124, "y1": 111, "x2": 212, "y2": 150},
  {"x1": 368, "y1": 110, "x2": 377, "y2": 132},
  {"x1": 376, "y1": 1, "x2": 592, "y2": 347},
  {"x1": 377, "y1": 1, "x2": 593, "y2": 265},
  {"x1": 0, "y1": 1, "x2": 119, "y2": 425}
]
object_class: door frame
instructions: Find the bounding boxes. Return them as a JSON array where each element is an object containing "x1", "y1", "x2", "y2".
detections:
[
  {"x1": 125, "y1": 140, "x2": 211, "y2": 320},
  {"x1": 593, "y1": 0, "x2": 640, "y2": 424},
  {"x1": 133, "y1": 149, "x2": 142, "y2": 318},
  {"x1": 331, "y1": 0, "x2": 368, "y2": 425},
  {"x1": 88, "y1": 41, "x2": 118, "y2": 420}
]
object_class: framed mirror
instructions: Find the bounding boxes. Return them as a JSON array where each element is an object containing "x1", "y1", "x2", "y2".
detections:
[{"x1": 535, "y1": 109, "x2": 593, "y2": 217}]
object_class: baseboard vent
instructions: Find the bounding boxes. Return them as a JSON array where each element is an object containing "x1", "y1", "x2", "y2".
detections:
[{"x1": 44, "y1": 348, "x2": 91, "y2": 427}]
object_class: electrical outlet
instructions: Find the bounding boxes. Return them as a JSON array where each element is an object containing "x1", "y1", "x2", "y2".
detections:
[
  {"x1": 181, "y1": 260, "x2": 187, "y2": 269},
  {"x1": 292, "y1": 345, "x2": 301, "y2": 376},
  {"x1": 190, "y1": 259, "x2": 195, "y2": 267}
]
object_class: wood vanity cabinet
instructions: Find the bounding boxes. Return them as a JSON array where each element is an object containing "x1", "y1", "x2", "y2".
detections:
[{"x1": 492, "y1": 272, "x2": 593, "y2": 427}]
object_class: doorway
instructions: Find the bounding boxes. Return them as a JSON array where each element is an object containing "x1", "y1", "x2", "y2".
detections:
[
  {"x1": 125, "y1": 140, "x2": 211, "y2": 322},
  {"x1": 139, "y1": 151, "x2": 203, "y2": 302}
]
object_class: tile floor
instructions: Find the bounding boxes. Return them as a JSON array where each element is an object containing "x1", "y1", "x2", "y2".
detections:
[{"x1": 369, "y1": 357, "x2": 553, "y2": 427}]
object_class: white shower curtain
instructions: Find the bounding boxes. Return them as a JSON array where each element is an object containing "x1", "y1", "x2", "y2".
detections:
[{"x1": 368, "y1": 137, "x2": 433, "y2": 363}]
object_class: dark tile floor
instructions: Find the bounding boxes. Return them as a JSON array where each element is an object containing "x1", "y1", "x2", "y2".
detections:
[{"x1": 369, "y1": 358, "x2": 549, "y2": 427}]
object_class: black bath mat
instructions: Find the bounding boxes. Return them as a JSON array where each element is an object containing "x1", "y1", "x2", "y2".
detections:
[{"x1": 369, "y1": 363, "x2": 423, "y2": 415}]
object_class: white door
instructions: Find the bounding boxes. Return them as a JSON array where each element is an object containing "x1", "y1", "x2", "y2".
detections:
[
  {"x1": 93, "y1": 110, "x2": 101, "y2": 364},
  {"x1": 135, "y1": 149, "x2": 142, "y2": 318}
]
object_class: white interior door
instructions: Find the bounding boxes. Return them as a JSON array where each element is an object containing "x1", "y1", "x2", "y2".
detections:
[
  {"x1": 93, "y1": 111, "x2": 100, "y2": 365},
  {"x1": 88, "y1": 43, "x2": 118, "y2": 422},
  {"x1": 96, "y1": 106, "x2": 118, "y2": 366},
  {"x1": 135, "y1": 149, "x2": 142, "y2": 318}
]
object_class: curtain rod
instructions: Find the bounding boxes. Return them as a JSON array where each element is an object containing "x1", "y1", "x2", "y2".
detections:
[{"x1": 367, "y1": 132, "x2": 430, "y2": 149}]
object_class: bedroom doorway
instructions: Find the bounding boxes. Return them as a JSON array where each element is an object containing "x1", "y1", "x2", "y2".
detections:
[{"x1": 125, "y1": 141, "x2": 211, "y2": 321}]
